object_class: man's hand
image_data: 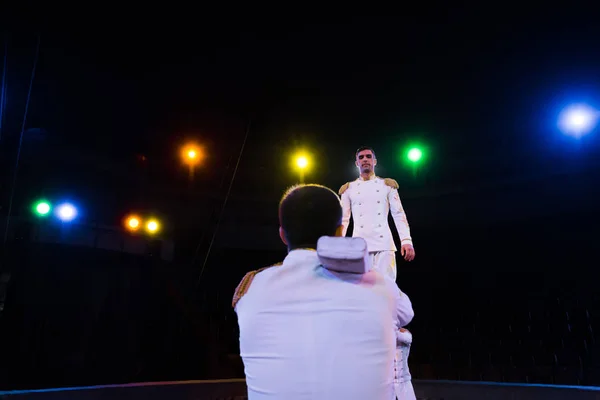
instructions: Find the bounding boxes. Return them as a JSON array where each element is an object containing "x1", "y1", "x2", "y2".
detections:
[{"x1": 401, "y1": 243, "x2": 415, "y2": 262}]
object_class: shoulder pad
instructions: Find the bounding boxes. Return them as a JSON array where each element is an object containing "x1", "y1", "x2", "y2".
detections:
[
  {"x1": 232, "y1": 262, "x2": 282, "y2": 308},
  {"x1": 384, "y1": 178, "x2": 399, "y2": 189},
  {"x1": 338, "y1": 182, "x2": 350, "y2": 195}
]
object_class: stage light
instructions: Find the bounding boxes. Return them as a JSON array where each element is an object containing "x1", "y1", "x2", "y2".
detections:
[
  {"x1": 292, "y1": 152, "x2": 311, "y2": 171},
  {"x1": 181, "y1": 143, "x2": 203, "y2": 180},
  {"x1": 181, "y1": 143, "x2": 203, "y2": 166},
  {"x1": 399, "y1": 143, "x2": 428, "y2": 175},
  {"x1": 146, "y1": 219, "x2": 160, "y2": 234},
  {"x1": 33, "y1": 200, "x2": 51, "y2": 217},
  {"x1": 296, "y1": 156, "x2": 308, "y2": 169},
  {"x1": 558, "y1": 104, "x2": 598, "y2": 138},
  {"x1": 125, "y1": 215, "x2": 141, "y2": 232},
  {"x1": 402, "y1": 144, "x2": 427, "y2": 165},
  {"x1": 291, "y1": 151, "x2": 312, "y2": 183},
  {"x1": 407, "y1": 147, "x2": 423, "y2": 163},
  {"x1": 55, "y1": 203, "x2": 77, "y2": 222}
]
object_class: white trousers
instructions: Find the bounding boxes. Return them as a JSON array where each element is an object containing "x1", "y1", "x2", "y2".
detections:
[
  {"x1": 368, "y1": 251, "x2": 397, "y2": 281},
  {"x1": 394, "y1": 381, "x2": 416, "y2": 400}
]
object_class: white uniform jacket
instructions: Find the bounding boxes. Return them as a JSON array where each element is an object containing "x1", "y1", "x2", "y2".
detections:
[
  {"x1": 340, "y1": 176, "x2": 412, "y2": 252},
  {"x1": 233, "y1": 249, "x2": 414, "y2": 400}
]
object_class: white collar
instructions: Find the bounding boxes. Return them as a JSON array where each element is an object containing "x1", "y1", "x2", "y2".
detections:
[
  {"x1": 285, "y1": 248, "x2": 318, "y2": 263},
  {"x1": 358, "y1": 174, "x2": 378, "y2": 182}
]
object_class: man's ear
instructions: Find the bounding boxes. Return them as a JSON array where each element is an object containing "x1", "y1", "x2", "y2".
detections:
[
  {"x1": 373, "y1": 158, "x2": 377, "y2": 167},
  {"x1": 279, "y1": 226, "x2": 288, "y2": 245},
  {"x1": 334, "y1": 225, "x2": 344, "y2": 237},
  {"x1": 355, "y1": 159, "x2": 360, "y2": 168}
]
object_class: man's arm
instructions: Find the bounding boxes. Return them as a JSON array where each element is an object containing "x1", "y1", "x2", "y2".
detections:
[
  {"x1": 387, "y1": 186, "x2": 412, "y2": 246},
  {"x1": 339, "y1": 183, "x2": 351, "y2": 237},
  {"x1": 384, "y1": 276, "x2": 414, "y2": 328}
]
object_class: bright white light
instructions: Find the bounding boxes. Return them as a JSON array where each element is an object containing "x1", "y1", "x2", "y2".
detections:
[
  {"x1": 56, "y1": 203, "x2": 77, "y2": 222},
  {"x1": 558, "y1": 104, "x2": 598, "y2": 138}
]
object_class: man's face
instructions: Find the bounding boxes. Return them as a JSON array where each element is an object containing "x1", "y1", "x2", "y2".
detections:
[{"x1": 356, "y1": 150, "x2": 376, "y2": 174}]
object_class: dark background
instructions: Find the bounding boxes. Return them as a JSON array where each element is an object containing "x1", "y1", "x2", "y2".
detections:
[{"x1": 1, "y1": 11, "x2": 600, "y2": 389}]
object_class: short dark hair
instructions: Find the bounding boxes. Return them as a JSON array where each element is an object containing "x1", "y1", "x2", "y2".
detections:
[
  {"x1": 279, "y1": 184, "x2": 342, "y2": 250},
  {"x1": 355, "y1": 146, "x2": 376, "y2": 159}
]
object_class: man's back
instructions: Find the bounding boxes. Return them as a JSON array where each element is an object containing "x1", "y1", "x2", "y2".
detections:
[{"x1": 235, "y1": 249, "x2": 397, "y2": 400}]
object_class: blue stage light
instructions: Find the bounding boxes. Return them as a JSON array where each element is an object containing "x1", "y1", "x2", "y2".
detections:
[
  {"x1": 55, "y1": 203, "x2": 78, "y2": 222},
  {"x1": 558, "y1": 103, "x2": 598, "y2": 138}
]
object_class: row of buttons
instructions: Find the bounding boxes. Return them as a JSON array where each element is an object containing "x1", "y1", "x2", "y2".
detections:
[
  {"x1": 355, "y1": 181, "x2": 386, "y2": 239},
  {"x1": 357, "y1": 189, "x2": 380, "y2": 194},
  {"x1": 357, "y1": 201, "x2": 382, "y2": 205}
]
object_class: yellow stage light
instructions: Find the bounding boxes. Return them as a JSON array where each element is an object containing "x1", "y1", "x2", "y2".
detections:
[{"x1": 146, "y1": 219, "x2": 160, "y2": 234}]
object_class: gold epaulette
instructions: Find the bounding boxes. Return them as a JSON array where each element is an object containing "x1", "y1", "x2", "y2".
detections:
[
  {"x1": 232, "y1": 262, "x2": 282, "y2": 309},
  {"x1": 384, "y1": 178, "x2": 399, "y2": 189},
  {"x1": 338, "y1": 182, "x2": 350, "y2": 195}
]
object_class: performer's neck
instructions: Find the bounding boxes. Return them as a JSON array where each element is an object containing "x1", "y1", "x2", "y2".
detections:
[
  {"x1": 360, "y1": 172, "x2": 375, "y2": 181},
  {"x1": 288, "y1": 245, "x2": 317, "y2": 252}
]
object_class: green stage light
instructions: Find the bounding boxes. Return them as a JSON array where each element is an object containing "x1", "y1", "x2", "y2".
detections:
[
  {"x1": 407, "y1": 147, "x2": 423, "y2": 163},
  {"x1": 33, "y1": 201, "x2": 51, "y2": 217}
]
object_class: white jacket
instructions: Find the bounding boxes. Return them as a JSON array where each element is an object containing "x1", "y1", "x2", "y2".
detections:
[
  {"x1": 234, "y1": 249, "x2": 414, "y2": 400},
  {"x1": 340, "y1": 176, "x2": 412, "y2": 252}
]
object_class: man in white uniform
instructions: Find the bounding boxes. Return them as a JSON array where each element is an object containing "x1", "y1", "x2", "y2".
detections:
[
  {"x1": 339, "y1": 147, "x2": 415, "y2": 281},
  {"x1": 233, "y1": 184, "x2": 414, "y2": 400}
]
